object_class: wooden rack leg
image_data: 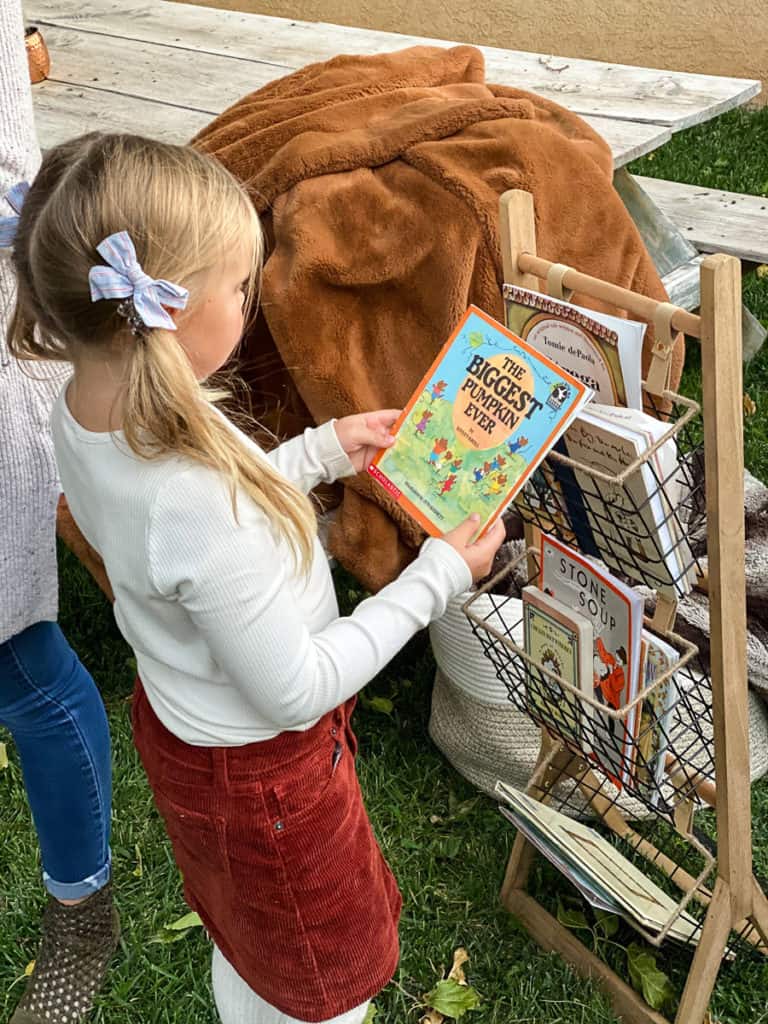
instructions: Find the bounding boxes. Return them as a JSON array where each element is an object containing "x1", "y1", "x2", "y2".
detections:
[
  {"x1": 673, "y1": 798, "x2": 695, "y2": 835},
  {"x1": 749, "y1": 878, "x2": 768, "y2": 946},
  {"x1": 506, "y1": 890, "x2": 669, "y2": 1024},
  {"x1": 674, "y1": 880, "x2": 733, "y2": 1024},
  {"x1": 700, "y1": 254, "x2": 753, "y2": 922},
  {"x1": 499, "y1": 190, "x2": 539, "y2": 290}
]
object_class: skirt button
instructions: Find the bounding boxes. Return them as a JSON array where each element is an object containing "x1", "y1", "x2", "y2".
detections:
[{"x1": 274, "y1": 820, "x2": 285, "y2": 831}]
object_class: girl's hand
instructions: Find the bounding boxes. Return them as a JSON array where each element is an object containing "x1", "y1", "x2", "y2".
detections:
[
  {"x1": 334, "y1": 410, "x2": 401, "y2": 473},
  {"x1": 442, "y1": 515, "x2": 506, "y2": 582}
]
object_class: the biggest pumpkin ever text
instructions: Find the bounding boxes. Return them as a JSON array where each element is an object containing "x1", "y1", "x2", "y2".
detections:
[{"x1": 460, "y1": 353, "x2": 544, "y2": 434}]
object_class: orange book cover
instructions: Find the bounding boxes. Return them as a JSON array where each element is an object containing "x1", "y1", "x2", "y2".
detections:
[{"x1": 368, "y1": 306, "x2": 592, "y2": 537}]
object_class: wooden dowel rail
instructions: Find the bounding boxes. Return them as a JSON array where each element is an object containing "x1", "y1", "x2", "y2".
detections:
[{"x1": 515, "y1": 251, "x2": 703, "y2": 338}]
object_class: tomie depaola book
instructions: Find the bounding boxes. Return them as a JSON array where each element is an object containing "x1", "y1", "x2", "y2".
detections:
[{"x1": 368, "y1": 306, "x2": 592, "y2": 537}]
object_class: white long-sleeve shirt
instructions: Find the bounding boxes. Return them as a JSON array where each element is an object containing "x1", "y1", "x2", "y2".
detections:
[{"x1": 51, "y1": 385, "x2": 471, "y2": 744}]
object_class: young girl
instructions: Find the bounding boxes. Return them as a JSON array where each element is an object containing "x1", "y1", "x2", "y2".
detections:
[{"x1": 9, "y1": 132, "x2": 503, "y2": 1024}]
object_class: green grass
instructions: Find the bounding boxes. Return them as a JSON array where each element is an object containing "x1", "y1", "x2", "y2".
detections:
[{"x1": 2, "y1": 107, "x2": 768, "y2": 1023}]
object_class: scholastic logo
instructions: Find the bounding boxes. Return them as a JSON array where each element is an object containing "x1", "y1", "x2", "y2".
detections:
[{"x1": 368, "y1": 463, "x2": 401, "y2": 499}]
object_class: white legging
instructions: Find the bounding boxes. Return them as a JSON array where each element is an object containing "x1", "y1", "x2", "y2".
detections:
[{"x1": 212, "y1": 945, "x2": 371, "y2": 1024}]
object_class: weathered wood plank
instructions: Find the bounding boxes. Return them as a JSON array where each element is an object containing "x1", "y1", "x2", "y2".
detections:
[
  {"x1": 33, "y1": 81, "x2": 210, "y2": 147},
  {"x1": 34, "y1": 24, "x2": 286, "y2": 113},
  {"x1": 635, "y1": 176, "x2": 768, "y2": 263},
  {"x1": 25, "y1": 0, "x2": 761, "y2": 130},
  {"x1": 577, "y1": 122, "x2": 669, "y2": 167},
  {"x1": 29, "y1": 24, "x2": 671, "y2": 166}
]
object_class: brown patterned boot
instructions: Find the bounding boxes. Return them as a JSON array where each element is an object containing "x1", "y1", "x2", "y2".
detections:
[{"x1": 10, "y1": 883, "x2": 120, "y2": 1023}]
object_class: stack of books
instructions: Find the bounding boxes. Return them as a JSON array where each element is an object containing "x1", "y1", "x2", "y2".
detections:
[
  {"x1": 504, "y1": 286, "x2": 694, "y2": 597},
  {"x1": 495, "y1": 782, "x2": 700, "y2": 945},
  {"x1": 523, "y1": 532, "x2": 679, "y2": 799},
  {"x1": 369, "y1": 291, "x2": 694, "y2": 597}
]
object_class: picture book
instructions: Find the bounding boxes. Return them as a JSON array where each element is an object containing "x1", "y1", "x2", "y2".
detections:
[
  {"x1": 522, "y1": 585, "x2": 593, "y2": 747},
  {"x1": 498, "y1": 804, "x2": 622, "y2": 915},
  {"x1": 540, "y1": 533, "x2": 644, "y2": 788},
  {"x1": 632, "y1": 630, "x2": 680, "y2": 807},
  {"x1": 495, "y1": 782, "x2": 700, "y2": 944},
  {"x1": 503, "y1": 285, "x2": 644, "y2": 409},
  {"x1": 367, "y1": 306, "x2": 592, "y2": 538},
  {"x1": 559, "y1": 403, "x2": 695, "y2": 597}
]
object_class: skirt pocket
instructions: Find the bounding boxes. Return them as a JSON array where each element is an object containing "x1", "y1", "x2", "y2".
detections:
[{"x1": 152, "y1": 788, "x2": 229, "y2": 880}]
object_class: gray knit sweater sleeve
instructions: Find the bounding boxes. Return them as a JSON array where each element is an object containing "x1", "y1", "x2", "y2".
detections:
[{"x1": 1, "y1": 2, "x2": 68, "y2": 643}]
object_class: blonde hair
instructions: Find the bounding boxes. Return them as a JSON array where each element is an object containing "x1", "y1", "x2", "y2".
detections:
[{"x1": 8, "y1": 132, "x2": 316, "y2": 572}]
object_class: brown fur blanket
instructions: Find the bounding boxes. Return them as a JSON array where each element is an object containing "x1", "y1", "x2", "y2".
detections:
[{"x1": 192, "y1": 44, "x2": 683, "y2": 590}]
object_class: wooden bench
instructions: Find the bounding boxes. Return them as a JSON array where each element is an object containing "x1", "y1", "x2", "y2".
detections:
[
  {"x1": 636, "y1": 177, "x2": 768, "y2": 265},
  {"x1": 642, "y1": 179, "x2": 768, "y2": 357},
  {"x1": 614, "y1": 170, "x2": 768, "y2": 356},
  {"x1": 26, "y1": 1, "x2": 760, "y2": 167}
]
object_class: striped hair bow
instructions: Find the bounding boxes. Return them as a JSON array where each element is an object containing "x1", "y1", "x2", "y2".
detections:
[
  {"x1": 88, "y1": 230, "x2": 188, "y2": 332},
  {"x1": 0, "y1": 181, "x2": 30, "y2": 248}
]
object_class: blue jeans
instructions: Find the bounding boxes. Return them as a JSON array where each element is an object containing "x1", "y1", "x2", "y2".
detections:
[{"x1": 0, "y1": 621, "x2": 112, "y2": 900}]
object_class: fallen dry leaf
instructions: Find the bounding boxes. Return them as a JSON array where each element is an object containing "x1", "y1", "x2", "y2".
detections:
[
  {"x1": 448, "y1": 947, "x2": 469, "y2": 985},
  {"x1": 420, "y1": 1011, "x2": 444, "y2": 1024},
  {"x1": 744, "y1": 393, "x2": 757, "y2": 417},
  {"x1": 24, "y1": 961, "x2": 35, "y2": 977},
  {"x1": 756, "y1": 264, "x2": 768, "y2": 280},
  {"x1": 0, "y1": 742, "x2": 7, "y2": 770}
]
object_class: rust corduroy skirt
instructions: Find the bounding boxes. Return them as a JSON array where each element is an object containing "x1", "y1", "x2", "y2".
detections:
[{"x1": 131, "y1": 679, "x2": 402, "y2": 1021}]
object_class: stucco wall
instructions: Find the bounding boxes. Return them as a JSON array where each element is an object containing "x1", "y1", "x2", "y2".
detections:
[{"x1": 182, "y1": 0, "x2": 765, "y2": 102}]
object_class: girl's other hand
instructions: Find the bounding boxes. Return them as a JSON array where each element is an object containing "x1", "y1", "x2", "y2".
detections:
[
  {"x1": 441, "y1": 515, "x2": 505, "y2": 582},
  {"x1": 334, "y1": 410, "x2": 401, "y2": 473}
]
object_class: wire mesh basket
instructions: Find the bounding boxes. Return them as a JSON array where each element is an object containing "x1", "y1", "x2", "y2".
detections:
[
  {"x1": 464, "y1": 547, "x2": 712, "y2": 817},
  {"x1": 513, "y1": 388, "x2": 706, "y2": 598},
  {"x1": 464, "y1": 547, "x2": 767, "y2": 959}
]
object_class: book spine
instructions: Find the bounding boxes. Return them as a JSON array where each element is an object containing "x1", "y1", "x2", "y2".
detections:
[{"x1": 550, "y1": 438, "x2": 600, "y2": 557}]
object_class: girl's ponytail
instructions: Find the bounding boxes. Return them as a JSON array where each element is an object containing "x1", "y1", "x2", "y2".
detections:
[{"x1": 125, "y1": 330, "x2": 317, "y2": 573}]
